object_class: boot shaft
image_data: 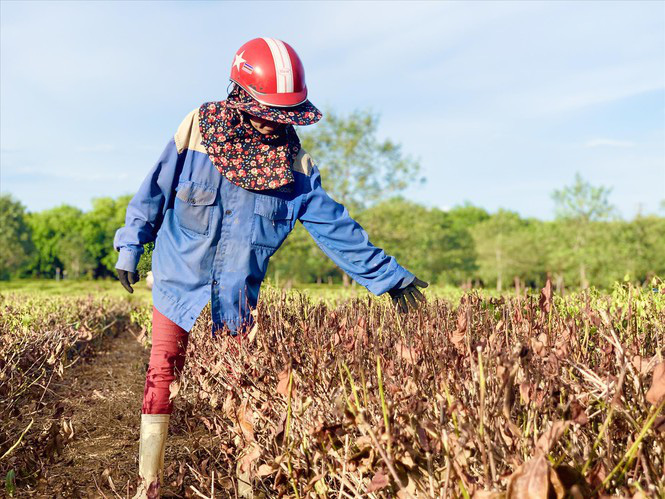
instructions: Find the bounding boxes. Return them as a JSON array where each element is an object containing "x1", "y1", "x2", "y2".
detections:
[{"x1": 135, "y1": 414, "x2": 169, "y2": 499}]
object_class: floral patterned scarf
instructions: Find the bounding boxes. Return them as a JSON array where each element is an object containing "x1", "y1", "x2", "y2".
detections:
[{"x1": 198, "y1": 86, "x2": 317, "y2": 191}]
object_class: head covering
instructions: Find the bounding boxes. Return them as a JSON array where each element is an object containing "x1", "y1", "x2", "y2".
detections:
[
  {"x1": 199, "y1": 85, "x2": 320, "y2": 191},
  {"x1": 227, "y1": 82, "x2": 322, "y2": 126},
  {"x1": 229, "y1": 37, "x2": 314, "y2": 109}
]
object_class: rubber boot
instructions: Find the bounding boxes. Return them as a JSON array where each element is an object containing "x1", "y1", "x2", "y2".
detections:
[{"x1": 133, "y1": 414, "x2": 169, "y2": 499}]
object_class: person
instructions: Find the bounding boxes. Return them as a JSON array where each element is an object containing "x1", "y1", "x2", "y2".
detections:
[{"x1": 113, "y1": 37, "x2": 428, "y2": 498}]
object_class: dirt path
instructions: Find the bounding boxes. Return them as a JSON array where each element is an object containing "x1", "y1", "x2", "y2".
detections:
[{"x1": 29, "y1": 329, "x2": 148, "y2": 498}]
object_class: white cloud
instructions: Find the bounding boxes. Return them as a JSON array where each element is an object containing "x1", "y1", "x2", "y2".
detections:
[{"x1": 585, "y1": 138, "x2": 636, "y2": 148}]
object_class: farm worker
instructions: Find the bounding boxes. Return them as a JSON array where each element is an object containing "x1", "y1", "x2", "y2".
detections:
[{"x1": 113, "y1": 37, "x2": 428, "y2": 497}]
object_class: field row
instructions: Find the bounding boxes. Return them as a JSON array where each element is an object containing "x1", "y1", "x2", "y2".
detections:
[
  {"x1": 172, "y1": 283, "x2": 665, "y2": 497},
  {"x1": 0, "y1": 293, "x2": 143, "y2": 491},
  {"x1": 1, "y1": 283, "x2": 664, "y2": 497}
]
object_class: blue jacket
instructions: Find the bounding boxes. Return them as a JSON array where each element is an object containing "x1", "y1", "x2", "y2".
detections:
[{"x1": 114, "y1": 109, "x2": 415, "y2": 333}]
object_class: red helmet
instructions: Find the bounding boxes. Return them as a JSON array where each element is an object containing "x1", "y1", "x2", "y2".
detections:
[{"x1": 230, "y1": 38, "x2": 308, "y2": 108}]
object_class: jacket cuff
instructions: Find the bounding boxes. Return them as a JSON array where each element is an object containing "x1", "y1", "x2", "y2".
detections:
[
  {"x1": 115, "y1": 248, "x2": 142, "y2": 272},
  {"x1": 366, "y1": 261, "x2": 415, "y2": 296}
]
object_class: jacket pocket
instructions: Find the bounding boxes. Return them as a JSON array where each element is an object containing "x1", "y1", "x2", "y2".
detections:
[
  {"x1": 174, "y1": 181, "x2": 217, "y2": 235},
  {"x1": 251, "y1": 195, "x2": 294, "y2": 250}
]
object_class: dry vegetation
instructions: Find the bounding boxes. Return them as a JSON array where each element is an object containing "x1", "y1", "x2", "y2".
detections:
[
  {"x1": 0, "y1": 294, "x2": 140, "y2": 494},
  {"x1": 172, "y1": 282, "x2": 665, "y2": 498},
  {"x1": 1, "y1": 282, "x2": 664, "y2": 498}
]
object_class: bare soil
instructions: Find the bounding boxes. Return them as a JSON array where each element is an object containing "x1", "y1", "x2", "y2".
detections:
[
  {"x1": 16, "y1": 328, "x2": 206, "y2": 498},
  {"x1": 17, "y1": 329, "x2": 145, "y2": 497}
]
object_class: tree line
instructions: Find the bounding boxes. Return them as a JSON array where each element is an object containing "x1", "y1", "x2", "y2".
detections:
[
  {"x1": 1, "y1": 109, "x2": 663, "y2": 290},
  {"x1": 270, "y1": 193, "x2": 664, "y2": 291}
]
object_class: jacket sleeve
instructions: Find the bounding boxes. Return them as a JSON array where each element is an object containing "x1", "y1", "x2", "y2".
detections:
[
  {"x1": 113, "y1": 138, "x2": 180, "y2": 272},
  {"x1": 297, "y1": 164, "x2": 414, "y2": 295}
]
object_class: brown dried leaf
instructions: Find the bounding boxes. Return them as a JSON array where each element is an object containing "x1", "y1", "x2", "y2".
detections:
[
  {"x1": 356, "y1": 435, "x2": 372, "y2": 449},
  {"x1": 456, "y1": 309, "x2": 468, "y2": 333},
  {"x1": 257, "y1": 464, "x2": 276, "y2": 477},
  {"x1": 513, "y1": 305, "x2": 524, "y2": 325},
  {"x1": 536, "y1": 421, "x2": 570, "y2": 454},
  {"x1": 548, "y1": 467, "x2": 565, "y2": 499},
  {"x1": 507, "y1": 454, "x2": 564, "y2": 499},
  {"x1": 569, "y1": 400, "x2": 588, "y2": 425},
  {"x1": 646, "y1": 362, "x2": 665, "y2": 405},
  {"x1": 239, "y1": 442, "x2": 261, "y2": 473},
  {"x1": 276, "y1": 368, "x2": 291, "y2": 397},
  {"x1": 168, "y1": 378, "x2": 181, "y2": 401},
  {"x1": 395, "y1": 341, "x2": 419, "y2": 365},
  {"x1": 631, "y1": 354, "x2": 651, "y2": 376},
  {"x1": 451, "y1": 328, "x2": 466, "y2": 349},
  {"x1": 554, "y1": 465, "x2": 591, "y2": 498},
  {"x1": 451, "y1": 311, "x2": 467, "y2": 349},
  {"x1": 473, "y1": 491, "x2": 505, "y2": 499},
  {"x1": 587, "y1": 461, "x2": 606, "y2": 490},
  {"x1": 519, "y1": 382, "x2": 531, "y2": 404},
  {"x1": 237, "y1": 399, "x2": 255, "y2": 441},
  {"x1": 416, "y1": 425, "x2": 430, "y2": 452},
  {"x1": 395, "y1": 472, "x2": 418, "y2": 498},
  {"x1": 176, "y1": 461, "x2": 185, "y2": 488},
  {"x1": 399, "y1": 450, "x2": 416, "y2": 469},
  {"x1": 539, "y1": 277, "x2": 553, "y2": 314},
  {"x1": 248, "y1": 309, "x2": 259, "y2": 342},
  {"x1": 223, "y1": 392, "x2": 235, "y2": 419},
  {"x1": 531, "y1": 333, "x2": 548, "y2": 357},
  {"x1": 367, "y1": 470, "x2": 390, "y2": 492},
  {"x1": 218, "y1": 476, "x2": 234, "y2": 490}
]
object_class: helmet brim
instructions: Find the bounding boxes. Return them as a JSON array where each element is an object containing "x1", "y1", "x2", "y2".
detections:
[{"x1": 230, "y1": 98, "x2": 322, "y2": 126}]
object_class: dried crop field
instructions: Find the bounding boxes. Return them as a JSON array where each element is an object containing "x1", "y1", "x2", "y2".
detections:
[{"x1": 1, "y1": 282, "x2": 664, "y2": 498}]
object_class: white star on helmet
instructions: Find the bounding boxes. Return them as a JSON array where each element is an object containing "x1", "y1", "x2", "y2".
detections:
[{"x1": 233, "y1": 51, "x2": 246, "y2": 71}]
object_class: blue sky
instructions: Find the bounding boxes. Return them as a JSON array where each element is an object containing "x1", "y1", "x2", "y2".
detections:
[{"x1": 1, "y1": 0, "x2": 663, "y2": 219}]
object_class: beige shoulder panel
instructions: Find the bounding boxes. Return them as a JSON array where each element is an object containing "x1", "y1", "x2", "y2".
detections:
[
  {"x1": 292, "y1": 148, "x2": 314, "y2": 176},
  {"x1": 174, "y1": 108, "x2": 207, "y2": 155}
]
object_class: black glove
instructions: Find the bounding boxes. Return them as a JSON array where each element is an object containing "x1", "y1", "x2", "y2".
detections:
[
  {"x1": 117, "y1": 269, "x2": 140, "y2": 294},
  {"x1": 388, "y1": 277, "x2": 428, "y2": 313}
]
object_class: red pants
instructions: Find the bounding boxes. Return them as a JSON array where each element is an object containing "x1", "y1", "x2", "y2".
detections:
[{"x1": 142, "y1": 306, "x2": 189, "y2": 414}]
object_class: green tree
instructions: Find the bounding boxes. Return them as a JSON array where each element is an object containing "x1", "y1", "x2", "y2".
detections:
[
  {"x1": 627, "y1": 215, "x2": 665, "y2": 281},
  {"x1": 0, "y1": 194, "x2": 34, "y2": 279},
  {"x1": 357, "y1": 198, "x2": 476, "y2": 285},
  {"x1": 269, "y1": 224, "x2": 336, "y2": 285},
  {"x1": 299, "y1": 109, "x2": 423, "y2": 214},
  {"x1": 136, "y1": 242, "x2": 154, "y2": 279},
  {"x1": 57, "y1": 233, "x2": 96, "y2": 278},
  {"x1": 272, "y1": 200, "x2": 480, "y2": 287},
  {"x1": 80, "y1": 195, "x2": 132, "y2": 276},
  {"x1": 551, "y1": 173, "x2": 616, "y2": 288},
  {"x1": 445, "y1": 204, "x2": 489, "y2": 284},
  {"x1": 552, "y1": 172, "x2": 615, "y2": 222},
  {"x1": 27, "y1": 205, "x2": 91, "y2": 278},
  {"x1": 545, "y1": 220, "x2": 610, "y2": 290},
  {"x1": 608, "y1": 216, "x2": 665, "y2": 284},
  {"x1": 471, "y1": 210, "x2": 544, "y2": 291},
  {"x1": 446, "y1": 203, "x2": 490, "y2": 230}
]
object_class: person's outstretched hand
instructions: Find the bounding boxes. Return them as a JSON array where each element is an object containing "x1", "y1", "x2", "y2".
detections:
[
  {"x1": 388, "y1": 277, "x2": 428, "y2": 313},
  {"x1": 117, "y1": 269, "x2": 140, "y2": 294}
]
